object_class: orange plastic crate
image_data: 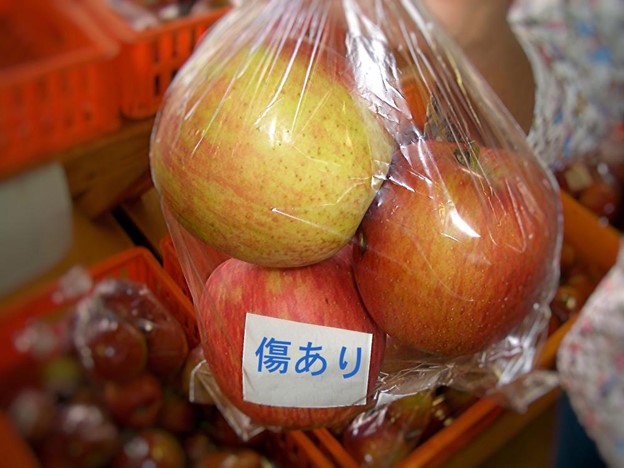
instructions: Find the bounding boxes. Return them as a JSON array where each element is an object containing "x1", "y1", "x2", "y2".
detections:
[
  {"x1": 0, "y1": 246, "x2": 336, "y2": 467},
  {"x1": 0, "y1": 247, "x2": 199, "y2": 378},
  {"x1": 0, "y1": 0, "x2": 121, "y2": 179},
  {"x1": 82, "y1": 0, "x2": 230, "y2": 119}
]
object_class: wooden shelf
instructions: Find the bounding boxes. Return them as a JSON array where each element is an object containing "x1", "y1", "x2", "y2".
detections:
[{"x1": 57, "y1": 118, "x2": 155, "y2": 219}]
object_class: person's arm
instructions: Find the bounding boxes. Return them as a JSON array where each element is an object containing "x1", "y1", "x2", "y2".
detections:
[{"x1": 422, "y1": 0, "x2": 535, "y2": 133}]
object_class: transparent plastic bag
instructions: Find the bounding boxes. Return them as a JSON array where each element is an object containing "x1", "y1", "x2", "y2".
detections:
[{"x1": 150, "y1": 0, "x2": 563, "y2": 438}]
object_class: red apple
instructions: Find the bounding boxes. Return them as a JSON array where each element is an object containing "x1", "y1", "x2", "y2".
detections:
[
  {"x1": 96, "y1": 279, "x2": 189, "y2": 379},
  {"x1": 183, "y1": 432, "x2": 217, "y2": 466},
  {"x1": 80, "y1": 316, "x2": 148, "y2": 383},
  {"x1": 341, "y1": 391, "x2": 433, "y2": 467},
  {"x1": 7, "y1": 387, "x2": 55, "y2": 443},
  {"x1": 578, "y1": 179, "x2": 621, "y2": 223},
  {"x1": 421, "y1": 392, "x2": 455, "y2": 440},
  {"x1": 161, "y1": 213, "x2": 230, "y2": 301},
  {"x1": 180, "y1": 345, "x2": 214, "y2": 405},
  {"x1": 204, "y1": 409, "x2": 266, "y2": 449},
  {"x1": 150, "y1": 38, "x2": 393, "y2": 268},
  {"x1": 40, "y1": 402, "x2": 119, "y2": 468},
  {"x1": 198, "y1": 256, "x2": 386, "y2": 430},
  {"x1": 158, "y1": 389, "x2": 197, "y2": 434},
  {"x1": 196, "y1": 448, "x2": 266, "y2": 468},
  {"x1": 113, "y1": 428, "x2": 185, "y2": 468},
  {"x1": 142, "y1": 319, "x2": 189, "y2": 380},
  {"x1": 353, "y1": 141, "x2": 560, "y2": 357},
  {"x1": 103, "y1": 373, "x2": 164, "y2": 429}
]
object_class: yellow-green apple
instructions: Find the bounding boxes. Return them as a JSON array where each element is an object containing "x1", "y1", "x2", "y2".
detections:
[
  {"x1": 352, "y1": 140, "x2": 561, "y2": 357},
  {"x1": 197, "y1": 254, "x2": 386, "y2": 430},
  {"x1": 150, "y1": 40, "x2": 393, "y2": 268}
]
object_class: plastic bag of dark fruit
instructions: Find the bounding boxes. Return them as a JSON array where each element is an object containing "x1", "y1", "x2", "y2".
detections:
[
  {"x1": 149, "y1": 0, "x2": 563, "y2": 443},
  {"x1": 1, "y1": 273, "x2": 276, "y2": 468}
]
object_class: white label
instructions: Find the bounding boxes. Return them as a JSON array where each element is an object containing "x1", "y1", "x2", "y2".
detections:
[{"x1": 242, "y1": 313, "x2": 373, "y2": 408}]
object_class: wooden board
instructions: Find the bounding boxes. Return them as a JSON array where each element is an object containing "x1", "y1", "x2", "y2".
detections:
[
  {"x1": 59, "y1": 118, "x2": 155, "y2": 219},
  {"x1": 119, "y1": 187, "x2": 169, "y2": 257}
]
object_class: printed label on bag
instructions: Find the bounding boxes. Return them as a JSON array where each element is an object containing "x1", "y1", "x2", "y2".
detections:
[{"x1": 242, "y1": 313, "x2": 372, "y2": 408}]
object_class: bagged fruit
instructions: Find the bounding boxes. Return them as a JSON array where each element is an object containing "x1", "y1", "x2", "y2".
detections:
[{"x1": 150, "y1": 0, "x2": 563, "y2": 439}]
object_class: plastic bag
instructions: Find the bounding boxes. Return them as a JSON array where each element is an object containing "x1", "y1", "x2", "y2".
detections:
[{"x1": 150, "y1": 0, "x2": 563, "y2": 438}]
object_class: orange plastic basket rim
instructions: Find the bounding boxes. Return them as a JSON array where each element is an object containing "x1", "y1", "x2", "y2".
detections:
[
  {"x1": 84, "y1": 0, "x2": 231, "y2": 43},
  {"x1": 0, "y1": 247, "x2": 161, "y2": 320},
  {"x1": 0, "y1": 0, "x2": 119, "y2": 87}
]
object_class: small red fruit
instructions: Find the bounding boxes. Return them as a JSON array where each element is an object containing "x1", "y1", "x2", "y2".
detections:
[{"x1": 103, "y1": 373, "x2": 164, "y2": 429}]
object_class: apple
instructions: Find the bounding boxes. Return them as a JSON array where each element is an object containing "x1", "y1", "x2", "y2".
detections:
[
  {"x1": 103, "y1": 373, "x2": 164, "y2": 429},
  {"x1": 142, "y1": 318, "x2": 189, "y2": 380},
  {"x1": 150, "y1": 39, "x2": 394, "y2": 268},
  {"x1": 7, "y1": 387, "x2": 55, "y2": 443},
  {"x1": 180, "y1": 345, "x2": 215, "y2": 405},
  {"x1": 341, "y1": 391, "x2": 433, "y2": 467},
  {"x1": 112, "y1": 428, "x2": 185, "y2": 468},
  {"x1": 400, "y1": 75, "x2": 429, "y2": 131},
  {"x1": 94, "y1": 279, "x2": 189, "y2": 379},
  {"x1": 158, "y1": 389, "x2": 197, "y2": 434},
  {"x1": 196, "y1": 448, "x2": 266, "y2": 468},
  {"x1": 440, "y1": 387, "x2": 477, "y2": 416},
  {"x1": 40, "y1": 355, "x2": 85, "y2": 401},
  {"x1": 198, "y1": 255, "x2": 386, "y2": 430},
  {"x1": 161, "y1": 213, "x2": 229, "y2": 301},
  {"x1": 79, "y1": 316, "x2": 148, "y2": 383},
  {"x1": 183, "y1": 432, "x2": 217, "y2": 466},
  {"x1": 203, "y1": 408, "x2": 267, "y2": 449},
  {"x1": 352, "y1": 140, "x2": 560, "y2": 357},
  {"x1": 578, "y1": 178, "x2": 621, "y2": 223},
  {"x1": 421, "y1": 392, "x2": 454, "y2": 441},
  {"x1": 40, "y1": 402, "x2": 119, "y2": 468}
]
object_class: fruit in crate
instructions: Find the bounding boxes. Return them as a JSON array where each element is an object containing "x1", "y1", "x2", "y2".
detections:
[
  {"x1": 353, "y1": 140, "x2": 560, "y2": 357},
  {"x1": 103, "y1": 373, "x2": 164, "y2": 428},
  {"x1": 40, "y1": 402, "x2": 120, "y2": 468},
  {"x1": 3, "y1": 275, "x2": 285, "y2": 466},
  {"x1": 196, "y1": 448, "x2": 267, "y2": 468},
  {"x1": 112, "y1": 428, "x2": 186, "y2": 468},
  {"x1": 198, "y1": 255, "x2": 386, "y2": 429},
  {"x1": 180, "y1": 345, "x2": 215, "y2": 404},
  {"x1": 203, "y1": 407, "x2": 268, "y2": 448},
  {"x1": 548, "y1": 241, "x2": 603, "y2": 332},
  {"x1": 7, "y1": 388, "x2": 56, "y2": 443},
  {"x1": 73, "y1": 278, "x2": 189, "y2": 380},
  {"x1": 555, "y1": 160, "x2": 623, "y2": 224},
  {"x1": 82, "y1": 315, "x2": 148, "y2": 382},
  {"x1": 158, "y1": 389, "x2": 197, "y2": 434},
  {"x1": 341, "y1": 392, "x2": 434, "y2": 467},
  {"x1": 150, "y1": 39, "x2": 394, "y2": 268}
]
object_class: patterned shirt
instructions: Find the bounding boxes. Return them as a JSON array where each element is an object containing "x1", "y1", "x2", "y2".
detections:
[
  {"x1": 510, "y1": 0, "x2": 624, "y2": 167},
  {"x1": 509, "y1": 2, "x2": 624, "y2": 466}
]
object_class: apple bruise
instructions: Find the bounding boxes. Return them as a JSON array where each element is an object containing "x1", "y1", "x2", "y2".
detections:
[{"x1": 353, "y1": 140, "x2": 560, "y2": 357}]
